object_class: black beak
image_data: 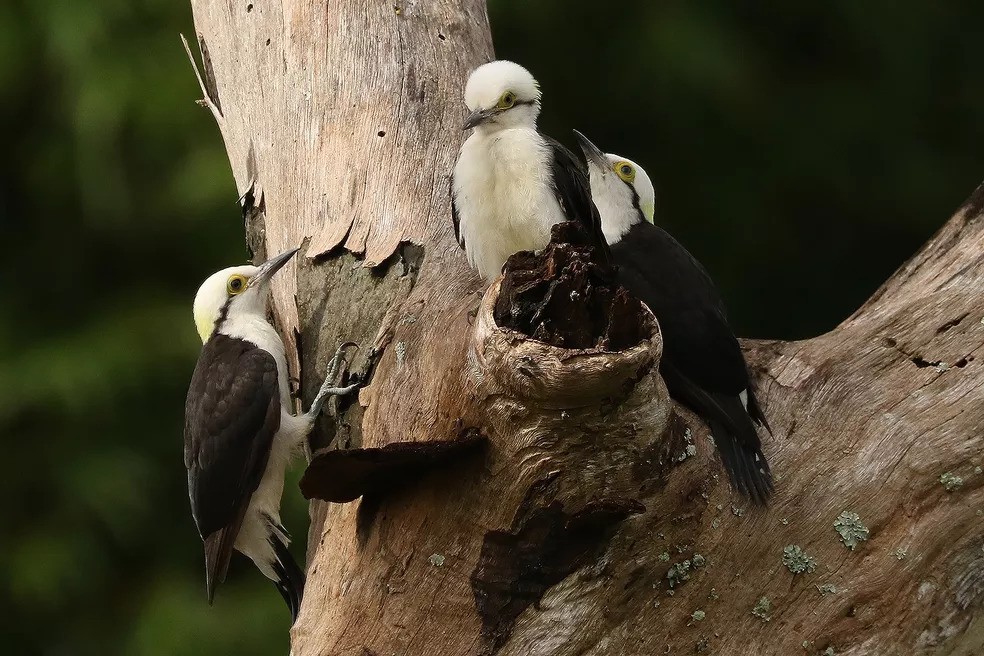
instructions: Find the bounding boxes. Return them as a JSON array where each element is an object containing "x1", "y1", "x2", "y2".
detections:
[
  {"x1": 249, "y1": 247, "x2": 299, "y2": 288},
  {"x1": 573, "y1": 129, "x2": 608, "y2": 170},
  {"x1": 463, "y1": 108, "x2": 497, "y2": 130}
]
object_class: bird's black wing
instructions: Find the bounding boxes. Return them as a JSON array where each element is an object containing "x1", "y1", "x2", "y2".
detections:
[
  {"x1": 450, "y1": 174, "x2": 464, "y2": 249},
  {"x1": 544, "y1": 136, "x2": 612, "y2": 262},
  {"x1": 184, "y1": 333, "x2": 280, "y2": 596},
  {"x1": 613, "y1": 221, "x2": 772, "y2": 502},
  {"x1": 613, "y1": 222, "x2": 747, "y2": 394}
]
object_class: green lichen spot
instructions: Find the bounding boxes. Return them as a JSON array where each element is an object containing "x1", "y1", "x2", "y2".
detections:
[
  {"x1": 816, "y1": 583, "x2": 837, "y2": 596},
  {"x1": 732, "y1": 505, "x2": 745, "y2": 517},
  {"x1": 428, "y1": 553, "x2": 445, "y2": 567},
  {"x1": 659, "y1": 551, "x2": 670, "y2": 562},
  {"x1": 711, "y1": 518, "x2": 721, "y2": 529},
  {"x1": 892, "y1": 547, "x2": 907, "y2": 561},
  {"x1": 691, "y1": 609, "x2": 706, "y2": 622},
  {"x1": 675, "y1": 429, "x2": 697, "y2": 462},
  {"x1": 709, "y1": 587, "x2": 719, "y2": 600},
  {"x1": 782, "y1": 545, "x2": 818, "y2": 574},
  {"x1": 752, "y1": 596, "x2": 772, "y2": 621},
  {"x1": 692, "y1": 554, "x2": 706, "y2": 568},
  {"x1": 940, "y1": 472, "x2": 964, "y2": 492},
  {"x1": 822, "y1": 648, "x2": 835, "y2": 656},
  {"x1": 667, "y1": 560, "x2": 692, "y2": 588},
  {"x1": 833, "y1": 511, "x2": 869, "y2": 550}
]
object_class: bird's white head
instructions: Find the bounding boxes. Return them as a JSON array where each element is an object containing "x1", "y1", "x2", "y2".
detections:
[
  {"x1": 191, "y1": 247, "x2": 298, "y2": 342},
  {"x1": 463, "y1": 60, "x2": 542, "y2": 132},
  {"x1": 574, "y1": 131, "x2": 656, "y2": 244}
]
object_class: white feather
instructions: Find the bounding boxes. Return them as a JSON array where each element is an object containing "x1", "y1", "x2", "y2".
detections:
[{"x1": 453, "y1": 128, "x2": 565, "y2": 280}]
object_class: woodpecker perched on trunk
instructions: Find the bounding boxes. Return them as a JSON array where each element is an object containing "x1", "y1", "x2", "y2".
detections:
[
  {"x1": 574, "y1": 131, "x2": 773, "y2": 503},
  {"x1": 451, "y1": 60, "x2": 609, "y2": 281},
  {"x1": 184, "y1": 247, "x2": 357, "y2": 620}
]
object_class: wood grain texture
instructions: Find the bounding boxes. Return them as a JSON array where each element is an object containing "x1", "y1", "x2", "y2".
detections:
[{"x1": 187, "y1": 1, "x2": 984, "y2": 653}]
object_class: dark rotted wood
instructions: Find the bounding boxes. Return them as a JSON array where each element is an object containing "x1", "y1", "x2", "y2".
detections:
[
  {"x1": 471, "y1": 496, "x2": 646, "y2": 655},
  {"x1": 493, "y1": 222, "x2": 650, "y2": 352}
]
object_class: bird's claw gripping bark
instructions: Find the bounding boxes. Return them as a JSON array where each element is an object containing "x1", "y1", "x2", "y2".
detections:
[{"x1": 308, "y1": 343, "x2": 359, "y2": 418}]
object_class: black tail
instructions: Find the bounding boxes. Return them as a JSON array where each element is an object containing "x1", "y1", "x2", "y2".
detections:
[
  {"x1": 270, "y1": 532, "x2": 306, "y2": 622},
  {"x1": 663, "y1": 365, "x2": 773, "y2": 504},
  {"x1": 708, "y1": 408, "x2": 773, "y2": 505}
]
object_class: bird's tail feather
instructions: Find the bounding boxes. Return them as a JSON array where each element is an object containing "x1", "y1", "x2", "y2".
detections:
[
  {"x1": 203, "y1": 503, "x2": 248, "y2": 604},
  {"x1": 708, "y1": 416, "x2": 773, "y2": 505},
  {"x1": 270, "y1": 530, "x2": 305, "y2": 622},
  {"x1": 662, "y1": 365, "x2": 773, "y2": 503}
]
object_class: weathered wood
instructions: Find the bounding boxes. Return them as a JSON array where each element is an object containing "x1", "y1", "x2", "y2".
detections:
[{"x1": 186, "y1": 1, "x2": 983, "y2": 653}]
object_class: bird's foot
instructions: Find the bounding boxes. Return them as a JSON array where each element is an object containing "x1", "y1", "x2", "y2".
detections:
[{"x1": 307, "y1": 343, "x2": 359, "y2": 418}]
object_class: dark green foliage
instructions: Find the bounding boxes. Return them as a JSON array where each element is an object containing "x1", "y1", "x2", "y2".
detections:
[{"x1": 2, "y1": 1, "x2": 983, "y2": 653}]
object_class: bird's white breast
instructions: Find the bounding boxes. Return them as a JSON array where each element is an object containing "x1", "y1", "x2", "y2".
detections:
[{"x1": 453, "y1": 128, "x2": 565, "y2": 280}]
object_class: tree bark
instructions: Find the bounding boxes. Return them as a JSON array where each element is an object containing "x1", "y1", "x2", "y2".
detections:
[{"x1": 185, "y1": 2, "x2": 984, "y2": 654}]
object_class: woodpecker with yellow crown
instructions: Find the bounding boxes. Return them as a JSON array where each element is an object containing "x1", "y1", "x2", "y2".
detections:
[{"x1": 184, "y1": 247, "x2": 356, "y2": 621}]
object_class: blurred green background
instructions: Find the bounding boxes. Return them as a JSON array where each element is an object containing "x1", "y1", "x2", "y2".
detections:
[{"x1": 1, "y1": 1, "x2": 981, "y2": 654}]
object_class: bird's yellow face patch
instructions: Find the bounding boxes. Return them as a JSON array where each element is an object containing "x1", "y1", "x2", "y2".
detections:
[
  {"x1": 613, "y1": 161, "x2": 636, "y2": 183},
  {"x1": 194, "y1": 306, "x2": 218, "y2": 343}
]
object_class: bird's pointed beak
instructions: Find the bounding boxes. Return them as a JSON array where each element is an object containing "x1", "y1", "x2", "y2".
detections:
[
  {"x1": 463, "y1": 108, "x2": 496, "y2": 130},
  {"x1": 249, "y1": 247, "x2": 299, "y2": 288},
  {"x1": 573, "y1": 129, "x2": 608, "y2": 172}
]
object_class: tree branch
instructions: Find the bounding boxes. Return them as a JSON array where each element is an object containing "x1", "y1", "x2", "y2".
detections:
[{"x1": 187, "y1": 1, "x2": 984, "y2": 653}]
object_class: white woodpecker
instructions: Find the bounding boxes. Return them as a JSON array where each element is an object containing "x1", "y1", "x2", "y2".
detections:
[
  {"x1": 574, "y1": 130, "x2": 774, "y2": 503},
  {"x1": 184, "y1": 247, "x2": 356, "y2": 620},
  {"x1": 451, "y1": 60, "x2": 609, "y2": 281}
]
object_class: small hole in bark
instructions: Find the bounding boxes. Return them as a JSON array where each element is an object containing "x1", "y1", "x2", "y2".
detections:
[
  {"x1": 936, "y1": 313, "x2": 968, "y2": 334},
  {"x1": 377, "y1": 130, "x2": 386, "y2": 137},
  {"x1": 954, "y1": 358, "x2": 968, "y2": 368},
  {"x1": 246, "y1": 3, "x2": 253, "y2": 12},
  {"x1": 911, "y1": 356, "x2": 932, "y2": 368},
  {"x1": 846, "y1": 604, "x2": 858, "y2": 617},
  {"x1": 881, "y1": 336, "x2": 897, "y2": 348},
  {"x1": 438, "y1": 33, "x2": 446, "y2": 40},
  {"x1": 265, "y1": 38, "x2": 271, "y2": 45}
]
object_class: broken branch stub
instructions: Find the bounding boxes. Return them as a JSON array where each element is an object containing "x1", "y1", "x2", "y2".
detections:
[
  {"x1": 299, "y1": 430, "x2": 488, "y2": 503},
  {"x1": 465, "y1": 252, "x2": 688, "y2": 655}
]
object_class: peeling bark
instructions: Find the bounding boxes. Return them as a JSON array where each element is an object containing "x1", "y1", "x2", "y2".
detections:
[{"x1": 187, "y1": 1, "x2": 983, "y2": 654}]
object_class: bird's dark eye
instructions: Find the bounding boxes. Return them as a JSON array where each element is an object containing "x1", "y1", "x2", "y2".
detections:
[
  {"x1": 227, "y1": 275, "x2": 247, "y2": 294},
  {"x1": 614, "y1": 161, "x2": 636, "y2": 182},
  {"x1": 497, "y1": 92, "x2": 516, "y2": 109}
]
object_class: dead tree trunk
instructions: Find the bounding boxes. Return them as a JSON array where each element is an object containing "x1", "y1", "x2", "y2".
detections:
[{"x1": 185, "y1": 2, "x2": 984, "y2": 654}]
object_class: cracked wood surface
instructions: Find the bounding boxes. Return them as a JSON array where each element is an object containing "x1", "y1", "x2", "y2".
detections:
[{"x1": 187, "y1": 1, "x2": 983, "y2": 653}]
